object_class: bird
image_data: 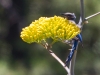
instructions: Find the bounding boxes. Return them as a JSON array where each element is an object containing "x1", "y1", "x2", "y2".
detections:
[{"x1": 61, "y1": 12, "x2": 82, "y2": 66}]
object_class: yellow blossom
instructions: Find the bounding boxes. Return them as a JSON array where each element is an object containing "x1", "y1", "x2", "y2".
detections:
[{"x1": 20, "y1": 16, "x2": 80, "y2": 43}]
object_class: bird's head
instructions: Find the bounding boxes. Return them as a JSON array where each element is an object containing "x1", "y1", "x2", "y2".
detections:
[{"x1": 61, "y1": 12, "x2": 76, "y2": 21}]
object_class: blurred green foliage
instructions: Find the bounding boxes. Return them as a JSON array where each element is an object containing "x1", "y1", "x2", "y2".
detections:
[{"x1": 0, "y1": 0, "x2": 100, "y2": 75}]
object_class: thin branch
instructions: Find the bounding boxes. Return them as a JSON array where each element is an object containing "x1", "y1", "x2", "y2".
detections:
[
  {"x1": 78, "y1": 0, "x2": 85, "y2": 28},
  {"x1": 80, "y1": 0, "x2": 85, "y2": 21},
  {"x1": 43, "y1": 43, "x2": 70, "y2": 73},
  {"x1": 48, "y1": 49, "x2": 70, "y2": 73},
  {"x1": 85, "y1": 12, "x2": 100, "y2": 20}
]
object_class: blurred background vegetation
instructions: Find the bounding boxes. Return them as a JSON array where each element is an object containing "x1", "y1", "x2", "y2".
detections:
[{"x1": 0, "y1": 0, "x2": 100, "y2": 75}]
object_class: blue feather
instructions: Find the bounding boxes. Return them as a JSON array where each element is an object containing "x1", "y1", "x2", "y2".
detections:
[
  {"x1": 76, "y1": 34, "x2": 82, "y2": 43},
  {"x1": 65, "y1": 40, "x2": 78, "y2": 65},
  {"x1": 65, "y1": 34, "x2": 82, "y2": 65}
]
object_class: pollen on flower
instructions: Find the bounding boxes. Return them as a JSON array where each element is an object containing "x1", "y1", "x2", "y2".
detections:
[{"x1": 20, "y1": 16, "x2": 80, "y2": 43}]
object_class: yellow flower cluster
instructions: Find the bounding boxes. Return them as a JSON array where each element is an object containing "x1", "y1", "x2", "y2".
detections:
[{"x1": 20, "y1": 16, "x2": 80, "y2": 43}]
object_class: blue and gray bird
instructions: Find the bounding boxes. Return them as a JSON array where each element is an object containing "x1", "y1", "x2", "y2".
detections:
[{"x1": 61, "y1": 12, "x2": 82, "y2": 66}]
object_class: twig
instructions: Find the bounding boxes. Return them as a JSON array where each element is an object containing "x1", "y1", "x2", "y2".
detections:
[
  {"x1": 82, "y1": 12, "x2": 100, "y2": 25},
  {"x1": 48, "y1": 49, "x2": 70, "y2": 73},
  {"x1": 43, "y1": 43, "x2": 70, "y2": 73},
  {"x1": 85, "y1": 12, "x2": 100, "y2": 20}
]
